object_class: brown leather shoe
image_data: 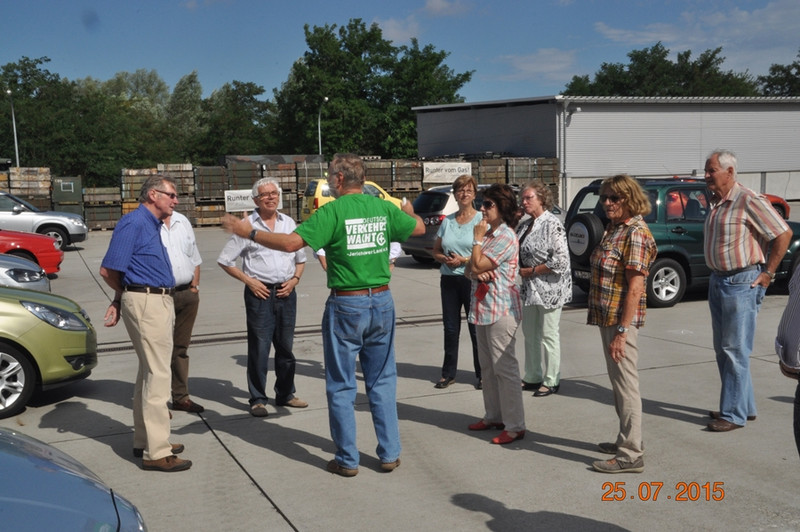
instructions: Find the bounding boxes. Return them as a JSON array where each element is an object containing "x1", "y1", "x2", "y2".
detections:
[
  {"x1": 133, "y1": 442, "x2": 184, "y2": 458},
  {"x1": 327, "y1": 460, "x2": 358, "y2": 477},
  {"x1": 380, "y1": 458, "x2": 401, "y2": 472},
  {"x1": 142, "y1": 454, "x2": 192, "y2": 472},
  {"x1": 282, "y1": 397, "x2": 308, "y2": 408},
  {"x1": 172, "y1": 399, "x2": 205, "y2": 413},
  {"x1": 707, "y1": 418, "x2": 744, "y2": 432},
  {"x1": 709, "y1": 410, "x2": 755, "y2": 421}
]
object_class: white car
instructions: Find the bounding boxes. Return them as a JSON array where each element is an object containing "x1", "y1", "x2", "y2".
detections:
[
  {"x1": 0, "y1": 191, "x2": 88, "y2": 250},
  {"x1": 0, "y1": 253, "x2": 50, "y2": 291}
]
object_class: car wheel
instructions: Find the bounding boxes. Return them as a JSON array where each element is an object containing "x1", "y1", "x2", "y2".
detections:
[
  {"x1": 574, "y1": 279, "x2": 590, "y2": 293},
  {"x1": 6, "y1": 250, "x2": 38, "y2": 265},
  {"x1": 646, "y1": 257, "x2": 686, "y2": 308},
  {"x1": 567, "y1": 213, "x2": 605, "y2": 266},
  {"x1": 772, "y1": 203, "x2": 787, "y2": 220},
  {"x1": 0, "y1": 344, "x2": 36, "y2": 419},
  {"x1": 412, "y1": 255, "x2": 435, "y2": 264},
  {"x1": 39, "y1": 226, "x2": 69, "y2": 250}
]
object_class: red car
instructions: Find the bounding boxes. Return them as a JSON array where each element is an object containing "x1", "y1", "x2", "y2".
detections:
[
  {"x1": 0, "y1": 230, "x2": 63, "y2": 274},
  {"x1": 765, "y1": 193, "x2": 790, "y2": 220}
]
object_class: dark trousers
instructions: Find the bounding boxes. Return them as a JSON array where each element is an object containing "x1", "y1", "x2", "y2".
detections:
[
  {"x1": 171, "y1": 288, "x2": 199, "y2": 403},
  {"x1": 244, "y1": 285, "x2": 297, "y2": 405},
  {"x1": 795, "y1": 382, "x2": 800, "y2": 459},
  {"x1": 440, "y1": 275, "x2": 480, "y2": 380}
]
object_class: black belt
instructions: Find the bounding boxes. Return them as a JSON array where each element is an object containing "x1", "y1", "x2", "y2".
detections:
[
  {"x1": 711, "y1": 264, "x2": 759, "y2": 277},
  {"x1": 331, "y1": 285, "x2": 390, "y2": 296},
  {"x1": 125, "y1": 285, "x2": 175, "y2": 296},
  {"x1": 175, "y1": 283, "x2": 193, "y2": 292}
]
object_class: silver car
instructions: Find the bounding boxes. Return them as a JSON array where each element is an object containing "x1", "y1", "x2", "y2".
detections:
[
  {"x1": 0, "y1": 427, "x2": 147, "y2": 531},
  {"x1": 0, "y1": 191, "x2": 88, "y2": 250},
  {"x1": 0, "y1": 254, "x2": 50, "y2": 291}
]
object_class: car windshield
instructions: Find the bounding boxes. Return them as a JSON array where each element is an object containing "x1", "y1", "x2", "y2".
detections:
[{"x1": 413, "y1": 191, "x2": 449, "y2": 213}]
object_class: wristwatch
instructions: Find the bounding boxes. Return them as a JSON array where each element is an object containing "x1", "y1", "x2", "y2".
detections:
[
  {"x1": 249, "y1": 229, "x2": 258, "y2": 241},
  {"x1": 616, "y1": 324, "x2": 629, "y2": 334},
  {"x1": 472, "y1": 240, "x2": 483, "y2": 247}
]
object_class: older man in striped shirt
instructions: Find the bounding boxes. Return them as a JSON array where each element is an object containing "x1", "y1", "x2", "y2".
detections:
[{"x1": 703, "y1": 149, "x2": 792, "y2": 432}]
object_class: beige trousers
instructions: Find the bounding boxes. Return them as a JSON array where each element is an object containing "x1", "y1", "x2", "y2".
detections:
[
  {"x1": 599, "y1": 326, "x2": 643, "y2": 462},
  {"x1": 476, "y1": 313, "x2": 525, "y2": 432},
  {"x1": 122, "y1": 291, "x2": 175, "y2": 461}
]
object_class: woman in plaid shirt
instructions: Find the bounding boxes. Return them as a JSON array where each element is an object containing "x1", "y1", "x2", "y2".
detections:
[
  {"x1": 588, "y1": 174, "x2": 657, "y2": 474},
  {"x1": 465, "y1": 184, "x2": 526, "y2": 445}
]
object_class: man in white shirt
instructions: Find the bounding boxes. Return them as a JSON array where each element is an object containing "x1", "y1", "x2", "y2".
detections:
[
  {"x1": 161, "y1": 209, "x2": 204, "y2": 413},
  {"x1": 217, "y1": 178, "x2": 308, "y2": 417}
]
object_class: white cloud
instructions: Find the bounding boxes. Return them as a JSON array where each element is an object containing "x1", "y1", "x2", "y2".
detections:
[
  {"x1": 593, "y1": 0, "x2": 800, "y2": 76},
  {"x1": 495, "y1": 48, "x2": 578, "y2": 83},
  {"x1": 375, "y1": 16, "x2": 421, "y2": 44},
  {"x1": 423, "y1": 0, "x2": 472, "y2": 17}
]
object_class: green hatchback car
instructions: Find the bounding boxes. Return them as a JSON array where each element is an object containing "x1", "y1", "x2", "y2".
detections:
[
  {"x1": 566, "y1": 178, "x2": 800, "y2": 308},
  {"x1": 0, "y1": 287, "x2": 97, "y2": 419}
]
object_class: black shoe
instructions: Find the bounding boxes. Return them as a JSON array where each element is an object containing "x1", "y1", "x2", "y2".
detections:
[
  {"x1": 522, "y1": 381, "x2": 542, "y2": 391},
  {"x1": 533, "y1": 384, "x2": 559, "y2": 397},
  {"x1": 434, "y1": 378, "x2": 455, "y2": 389},
  {"x1": 475, "y1": 379, "x2": 482, "y2": 390}
]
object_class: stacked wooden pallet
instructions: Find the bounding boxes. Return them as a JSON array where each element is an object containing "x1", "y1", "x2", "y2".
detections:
[
  {"x1": 364, "y1": 160, "x2": 392, "y2": 189},
  {"x1": 9, "y1": 167, "x2": 51, "y2": 209},
  {"x1": 84, "y1": 186, "x2": 122, "y2": 230},
  {"x1": 159, "y1": 163, "x2": 196, "y2": 224},
  {"x1": 194, "y1": 166, "x2": 227, "y2": 226},
  {"x1": 473, "y1": 159, "x2": 506, "y2": 185},
  {"x1": 391, "y1": 160, "x2": 423, "y2": 190}
]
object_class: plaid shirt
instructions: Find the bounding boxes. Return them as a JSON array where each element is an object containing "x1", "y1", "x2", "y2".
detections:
[
  {"x1": 468, "y1": 223, "x2": 521, "y2": 326},
  {"x1": 587, "y1": 215, "x2": 657, "y2": 328},
  {"x1": 704, "y1": 182, "x2": 789, "y2": 272}
]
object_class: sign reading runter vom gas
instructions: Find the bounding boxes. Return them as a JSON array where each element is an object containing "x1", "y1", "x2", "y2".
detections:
[{"x1": 423, "y1": 162, "x2": 473, "y2": 184}]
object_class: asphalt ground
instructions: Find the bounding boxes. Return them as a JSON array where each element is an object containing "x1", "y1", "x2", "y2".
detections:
[{"x1": 2, "y1": 217, "x2": 800, "y2": 531}]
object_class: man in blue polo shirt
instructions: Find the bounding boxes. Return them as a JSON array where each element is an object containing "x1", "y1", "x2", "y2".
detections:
[{"x1": 100, "y1": 175, "x2": 192, "y2": 472}]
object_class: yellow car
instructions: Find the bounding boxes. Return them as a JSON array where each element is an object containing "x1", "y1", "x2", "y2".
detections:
[{"x1": 300, "y1": 179, "x2": 402, "y2": 222}]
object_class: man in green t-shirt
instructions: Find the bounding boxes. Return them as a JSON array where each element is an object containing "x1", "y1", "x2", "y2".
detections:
[{"x1": 222, "y1": 153, "x2": 423, "y2": 477}]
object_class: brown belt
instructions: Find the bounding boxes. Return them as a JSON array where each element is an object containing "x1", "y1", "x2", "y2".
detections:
[{"x1": 331, "y1": 284, "x2": 389, "y2": 297}]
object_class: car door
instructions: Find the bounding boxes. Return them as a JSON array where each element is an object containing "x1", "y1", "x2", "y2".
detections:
[
  {"x1": 662, "y1": 187, "x2": 710, "y2": 281},
  {"x1": 0, "y1": 194, "x2": 36, "y2": 233}
]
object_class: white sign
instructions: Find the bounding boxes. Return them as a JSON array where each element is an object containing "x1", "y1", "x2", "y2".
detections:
[
  {"x1": 423, "y1": 162, "x2": 473, "y2": 184},
  {"x1": 224, "y1": 189, "x2": 286, "y2": 212}
]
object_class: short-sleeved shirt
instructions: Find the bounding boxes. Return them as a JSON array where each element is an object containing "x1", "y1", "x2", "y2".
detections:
[
  {"x1": 587, "y1": 215, "x2": 657, "y2": 328},
  {"x1": 704, "y1": 182, "x2": 790, "y2": 272},
  {"x1": 296, "y1": 194, "x2": 417, "y2": 290},
  {"x1": 161, "y1": 211, "x2": 202, "y2": 286},
  {"x1": 101, "y1": 204, "x2": 175, "y2": 287},
  {"x1": 436, "y1": 211, "x2": 482, "y2": 276},
  {"x1": 468, "y1": 223, "x2": 521, "y2": 326},
  {"x1": 217, "y1": 210, "x2": 306, "y2": 284}
]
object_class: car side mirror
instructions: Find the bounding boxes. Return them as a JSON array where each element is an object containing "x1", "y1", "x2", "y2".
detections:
[{"x1": 12, "y1": 205, "x2": 24, "y2": 214}]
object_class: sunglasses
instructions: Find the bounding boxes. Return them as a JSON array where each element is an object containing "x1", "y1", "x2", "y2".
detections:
[
  {"x1": 481, "y1": 200, "x2": 496, "y2": 209},
  {"x1": 154, "y1": 189, "x2": 178, "y2": 200},
  {"x1": 599, "y1": 194, "x2": 622, "y2": 203}
]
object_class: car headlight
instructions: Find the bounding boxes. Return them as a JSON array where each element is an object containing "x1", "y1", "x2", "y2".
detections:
[
  {"x1": 21, "y1": 301, "x2": 89, "y2": 331},
  {"x1": 68, "y1": 218, "x2": 87, "y2": 228},
  {"x1": 5, "y1": 268, "x2": 45, "y2": 283}
]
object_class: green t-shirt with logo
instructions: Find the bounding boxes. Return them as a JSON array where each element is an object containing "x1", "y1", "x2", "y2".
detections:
[{"x1": 296, "y1": 194, "x2": 416, "y2": 290}]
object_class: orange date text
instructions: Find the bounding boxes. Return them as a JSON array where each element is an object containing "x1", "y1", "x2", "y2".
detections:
[{"x1": 601, "y1": 481, "x2": 725, "y2": 502}]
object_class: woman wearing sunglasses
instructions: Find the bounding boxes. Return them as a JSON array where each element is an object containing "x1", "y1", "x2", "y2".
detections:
[
  {"x1": 588, "y1": 174, "x2": 656, "y2": 474},
  {"x1": 465, "y1": 184, "x2": 526, "y2": 445}
]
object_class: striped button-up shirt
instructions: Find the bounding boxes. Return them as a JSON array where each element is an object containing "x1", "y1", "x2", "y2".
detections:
[{"x1": 704, "y1": 182, "x2": 789, "y2": 272}]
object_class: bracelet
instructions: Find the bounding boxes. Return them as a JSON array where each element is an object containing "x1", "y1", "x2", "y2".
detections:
[
  {"x1": 292, "y1": 275, "x2": 300, "y2": 282},
  {"x1": 766, "y1": 271, "x2": 776, "y2": 280}
]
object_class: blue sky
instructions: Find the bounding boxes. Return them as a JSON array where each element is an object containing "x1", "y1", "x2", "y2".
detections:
[{"x1": 3, "y1": 0, "x2": 798, "y2": 103}]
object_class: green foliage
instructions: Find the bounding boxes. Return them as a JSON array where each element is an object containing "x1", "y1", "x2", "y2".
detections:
[
  {"x1": 271, "y1": 19, "x2": 472, "y2": 158},
  {"x1": 758, "y1": 50, "x2": 800, "y2": 96},
  {"x1": 564, "y1": 43, "x2": 759, "y2": 97}
]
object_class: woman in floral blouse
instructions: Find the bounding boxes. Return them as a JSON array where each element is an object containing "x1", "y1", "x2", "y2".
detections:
[{"x1": 517, "y1": 182, "x2": 572, "y2": 397}]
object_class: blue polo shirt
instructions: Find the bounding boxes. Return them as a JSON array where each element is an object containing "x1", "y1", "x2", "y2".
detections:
[{"x1": 101, "y1": 204, "x2": 176, "y2": 287}]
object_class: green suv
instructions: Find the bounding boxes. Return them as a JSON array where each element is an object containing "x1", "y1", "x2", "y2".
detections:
[{"x1": 565, "y1": 178, "x2": 800, "y2": 307}]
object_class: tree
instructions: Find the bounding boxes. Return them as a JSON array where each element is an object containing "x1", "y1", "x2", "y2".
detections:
[
  {"x1": 564, "y1": 43, "x2": 759, "y2": 97},
  {"x1": 166, "y1": 71, "x2": 207, "y2": 162},
  {"x1": 758, "y1": 51, "x2": 800, "y2": 96},
  {"x1": 271, "y1": 18, "x2": 472, "y2": 158}
]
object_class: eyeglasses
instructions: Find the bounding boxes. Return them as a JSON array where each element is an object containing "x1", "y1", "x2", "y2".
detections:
[
  {"x1": 521, "y1": 195, "x2": 536, "y2": 202},
  {"x1": 455, "y1": 188, "x2": 474, "y2": 196},
  {"x1": 154, "y1": 190, "x2": 178, "y2": 200},
  {"x1": 481, "y1": 200, "x2": 496, "y2": 209},
  {"x1": 600, "y1": 194, "x2": 622, "y2": 203},
  {"x1": 255, "y1": 191, "x2": 279, "y2": 199}
]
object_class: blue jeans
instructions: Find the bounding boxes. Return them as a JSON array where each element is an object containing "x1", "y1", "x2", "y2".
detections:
[
  {"x1": 440, "y1": 275, "x2": 480, "y2": 380},
  {"x1": 244, "y1": 286, "x2": 297, "y2": 406},
  {"x1": 708, "y1": 268, "x2": 765, "y2": 425},
  {"x1": 322, "y1": 289, "x2": 400, "y2": 469}
]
